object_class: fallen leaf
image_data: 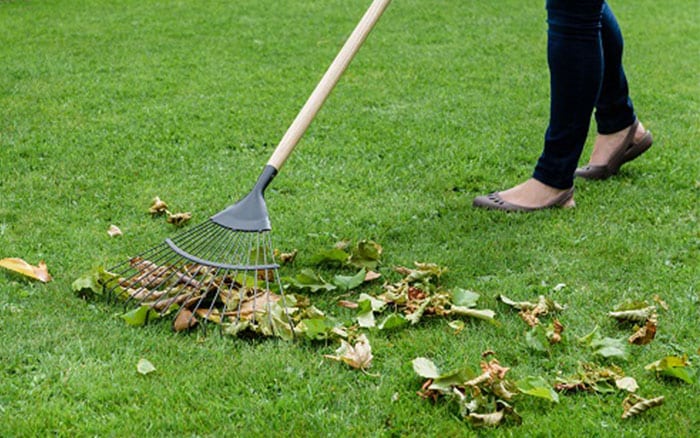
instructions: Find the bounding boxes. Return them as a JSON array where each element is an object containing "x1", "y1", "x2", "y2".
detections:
[
  {"x1": 621, "y1": 394, "x2": 664, "y2": 419},
  {"x1": 615, "y1": 376, "x2": 639, "y2": 393},
  {"x1": 364, "y1": 270, "x2": 382, "y2": 282},
  {"x1": 148, "y1": 197, "x2": 169, "y2": 215},
  {"x1": 274, "y1": 248, "x2": 298, "y2": 264},
  {"x1": 609, "y1": 306, "x2": 657, "y2": 323},
  {"x1": 0, "y1": 258, "x2": 52, "y2": 282},
  {"x1": 166, "y1": 211, "x2": 192, "y2": 226},
  {"x1": 137, "y1": 358, "x2": 156, "y2": 375},
  {"x1": 628, "y1": 316, "x2": 657, "y2": 345},
  {"x1": 645, "y1": 355, "x2": 695, "y2": 384},
  {"x1": 516, "y1": 376, "x2": 560, "y2": 403},
  {"x1": 324, "y1": 334, "x2": 373, "y2": 371},
  {"x1": 412, "y1": 357, "x2": 442, "y2": 379},
  {"x1": 173, "y1": 309, "x2": 198, "y2": 332},
  {"x1": 468, "y1": 410, "x2": 504, "y2": 427},
  {"x1": 107, "y1": 225, "x2": 122, "y2": 237}
]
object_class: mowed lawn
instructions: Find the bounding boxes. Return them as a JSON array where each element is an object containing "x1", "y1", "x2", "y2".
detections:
[{"x1": 1, "y1": 0, "x2": 698, "y2": 436}]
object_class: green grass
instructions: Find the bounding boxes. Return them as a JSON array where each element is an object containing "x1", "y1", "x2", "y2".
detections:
[{"x1": 1, "y1": 0, "x2": 698, "y2": 435}]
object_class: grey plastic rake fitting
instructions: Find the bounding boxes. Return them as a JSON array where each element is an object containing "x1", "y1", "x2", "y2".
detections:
[{"x1": 210, "y1": 165, "x2": 278, "y2": 232}]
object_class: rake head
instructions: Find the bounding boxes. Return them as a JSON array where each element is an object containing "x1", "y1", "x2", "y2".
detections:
[{"x1": 105, "y1": 166, "x2": 296, "y2": 339}]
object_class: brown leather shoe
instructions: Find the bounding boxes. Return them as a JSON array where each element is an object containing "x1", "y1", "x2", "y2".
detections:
[
  {"x1": 472, "y1": 188, "x2": 575, "y2": 212},
  {"x1": 575, "y1": 120, "x2": 654, "y2": 180}
]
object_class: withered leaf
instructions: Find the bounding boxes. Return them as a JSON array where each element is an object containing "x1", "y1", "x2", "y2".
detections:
[
  {"x1": 615, "y1": 376, "x2": 639, "y2": 393},
  {"x1": 324, "y1": 334, "x2": 373, "y2": 371},
  {"x1": 148, "y1": 196, "x2": 169, "y2": 215},
  {"x1": 274, "y1": 248, "x2": 298, "y2": 264},
  {"x1": 628, "y1": 316, "x2": 657, "y2": 345},
  {"x1": 137, "y1": 358, "x2": 156, "y2": 376},
  {"x1": 0, "y1": 258, "x2": 52, "y2": 282},
  {"x1": 173, "y1": 309, "x2": 199, "y2": 332},
  {"x1": 107, "y1": 224, "x2": 123, "y2": 237},
  {"x1": 621, "y1": 394, "x2": 664, "y2": 419},
  {"x1": 166, "y1": 211, "x2": 192, "y2": 226}
]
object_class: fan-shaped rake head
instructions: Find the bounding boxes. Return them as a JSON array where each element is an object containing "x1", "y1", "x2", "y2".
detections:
[{"x1": 105, "y1": 219, "x2": 295, "y2": 339}]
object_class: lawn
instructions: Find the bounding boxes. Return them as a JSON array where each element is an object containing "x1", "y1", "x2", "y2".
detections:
[{"x1": 1, "y1": 0, "x2": 698, "y2": 436}]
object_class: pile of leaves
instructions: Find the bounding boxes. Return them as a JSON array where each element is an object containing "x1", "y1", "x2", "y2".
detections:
[
  {"x1": 339, "y1": 262, "x2": 496, "y2": 330},
  {"x1": 412, "y1": 352, "x2": 558, "y2": 427}
]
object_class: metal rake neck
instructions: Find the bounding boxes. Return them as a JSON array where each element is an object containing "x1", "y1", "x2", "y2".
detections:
[{"x1": 210, "y1": 165, "x2": 278, "y2": 232}]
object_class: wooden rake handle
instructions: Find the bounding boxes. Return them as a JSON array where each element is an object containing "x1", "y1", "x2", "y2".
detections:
[{"x1": 266, "y1": 0, "x2": 392, "y2": 171}]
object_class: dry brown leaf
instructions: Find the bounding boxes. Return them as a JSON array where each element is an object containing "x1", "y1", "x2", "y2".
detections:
[
  {"x1": 337, "y1": 300, "x2": 359, "y2": 309},
  {"x1": 274, "y1": 249, "x2": 298, "y2": 264},
  {"x1": 364, "y1": 270, "x2": 382, "y2": 282},
  {"x1": 0, "y1": 258, "x2": 52, "y2": 282},
  {"x1": 621, "y1": 394, "x2": 664, "y2": 419},
  {"x1": 324, "y1": 334, "x2": 373, "y2": 371},
  {"x1": 480, "y1": 358, "x2": 510, "y2": 380},
  {"x1": 628, "y1": 315, "x2": 657, "y2": 345},
  {"x1": 107, "y1": 225, "x2": 123, "y2": 237},
  {"x1": 174, "y1": 309, "x2": 199, "y2": 332},
  {"x1": 166, "y1": 212, "x2": 192, "y2": 226},
  {"x1": 549, "y1": 319, "x2": 565, "y2": 344},
  {"x1": 237, "y1": 292, "x2": 281, "y2": 318},
  {"x1": 148, "y1": 197, "x2": 169, "y2": 215}
]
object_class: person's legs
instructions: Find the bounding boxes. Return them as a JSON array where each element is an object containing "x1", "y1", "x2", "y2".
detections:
[
  {"x1": 474, "y1": 0, "x2": 604, "y2": 210},
  {"x1": 595, "y1": 2, "x2": 635, "y2": 134},
  {"x1": 532, "y1": 0, "x2": 605, "y2": 190},
  {"x1": 582, "y1": 2, "x2": 651, "y2": 170}
]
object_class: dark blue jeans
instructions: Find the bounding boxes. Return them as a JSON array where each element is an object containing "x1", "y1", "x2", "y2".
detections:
[{"x1": 533, "y1": 0, "x2": 637, "y2": 189}]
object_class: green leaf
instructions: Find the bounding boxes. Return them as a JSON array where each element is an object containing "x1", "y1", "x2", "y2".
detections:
[
  {"x1": 349, "y1": 240, "x2": 382, "y2": 270},
  {"x1": 298, "y1": 318, "x2": 336, "y2": 341},
  {"x1": 72, "y1": 267, "x2": 119, "y2": 300},
  {"x1": 284, "y1": 269, "x2": 337, "y2": 293},
  {"x1": 359, "y1": 293, "x2": 385, "y2": 312},
  {"x1": 412, "y1": 357, "x2": 442, "y2": 379},
  {"x1": 577, "y1": 326, "x2": 599, "y2": 346},
  {"x1": 310, "y1": 248, "x2": 350, "y2": 267},
  {"x1": 516, "y1": 376, "x2": 559, "y2": 403},
  {"x1": 121, "y1": 305, "x2": 161, "y2": 326},
  {"x1": 137, "y1": 358, "x2": 156, "y2": 375},
  {"x1": 333, "y1": 268, "x2": 366, "y2": 292},
  {"x1": 591, "y1": 337, "x2": 628, "y2": 361},
  {"x1": 357, "y1": 309, "x2": 375, "y2": 328},
  {"x1": 645, "y1": 356, "x2": 695, "y2": 384},
  {"x1": 525, "y1": 326, "x2": 549, "y2": 352},
  {"x1": 451, "y1": 288, "x2": 480, "y2": 308},
  {"x1": 378, "y1": 313, "x2": 408, "y2": 330}
]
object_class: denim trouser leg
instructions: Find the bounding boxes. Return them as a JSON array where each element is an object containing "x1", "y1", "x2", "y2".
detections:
[
  {"x1": 595, "y1": 3, "x2": 636, "y2": 134},
  {"x1": 533, "y1": 0, "x2": 635, "y2": 189}
]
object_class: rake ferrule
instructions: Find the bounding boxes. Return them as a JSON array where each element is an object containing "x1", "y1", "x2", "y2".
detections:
[{"x1": 210, "y1": 165, "x2": 277, "y2": 232}]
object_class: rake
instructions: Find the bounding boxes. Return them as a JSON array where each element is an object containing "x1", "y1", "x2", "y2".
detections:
[{"x1": 105, "y1": 0, "x2": 392, "y2": 338}]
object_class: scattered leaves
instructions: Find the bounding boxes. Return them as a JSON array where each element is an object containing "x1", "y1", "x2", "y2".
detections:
[
  {"x1": 497, "y1": 294, "x2": 565, "y2": 327},
  {"x1": 412, "y1": 354, "x2": 525, "y2": 428},
  {"x1": 149, "y1": 196, "x2": 191, "y2": 226},
  {"x1": 0, "y1": 258, "x2": 52, "y2": 282}
]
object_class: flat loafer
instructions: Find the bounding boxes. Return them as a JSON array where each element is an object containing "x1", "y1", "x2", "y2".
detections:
[
  {"x1": 575, "y1": 121, "x2": 653, "y2": 180},
  {"x1": 472, "y1": 188, "x2": 575, "y2": 212}
]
